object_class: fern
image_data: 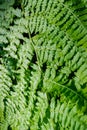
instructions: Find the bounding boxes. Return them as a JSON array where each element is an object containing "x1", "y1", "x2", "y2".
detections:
[{"x1": 0, "y1": 0, "x2": 87, "y2": 130}]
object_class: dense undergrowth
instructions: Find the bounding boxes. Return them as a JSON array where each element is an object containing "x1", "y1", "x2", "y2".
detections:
[{"x1": 0, "y1": 0, "x2": 87, "y2": 130}]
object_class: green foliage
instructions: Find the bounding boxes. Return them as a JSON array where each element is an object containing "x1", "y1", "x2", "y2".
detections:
[{"x1": 0, "y1": 0, "x2": 87, "y2": 130}]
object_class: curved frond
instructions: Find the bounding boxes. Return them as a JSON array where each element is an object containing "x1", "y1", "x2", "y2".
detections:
[{"x1": 0, "y1": 0, "x2": 87, "y2": 130}]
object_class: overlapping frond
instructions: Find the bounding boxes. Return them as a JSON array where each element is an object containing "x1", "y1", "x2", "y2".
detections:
[{"x1": 0, "y1": 0, "x2": 87, "y2": 130}]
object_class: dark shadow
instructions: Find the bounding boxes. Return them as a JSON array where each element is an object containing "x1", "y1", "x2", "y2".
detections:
[{"x1": 8, "y1": 125, "x2": 12, "y2": 130}]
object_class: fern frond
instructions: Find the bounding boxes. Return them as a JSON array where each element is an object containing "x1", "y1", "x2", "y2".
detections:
[
  {"x1": 54, "y1": 100, "x2": 87, "y2": 130},
  {"x1": 0, "y1": 0, "x2": 87, "y2": 129},
  {"x1": 30, "y1": 92, "x2": 48, "y2": 130}
]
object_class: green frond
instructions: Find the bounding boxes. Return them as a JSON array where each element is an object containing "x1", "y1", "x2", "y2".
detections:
[
  {"x1": 0, "y1": 0, "x2": 87, "y2": 130},
  {"x1": 54, "y1": 100, "x2": 87, "y2": 130}
]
